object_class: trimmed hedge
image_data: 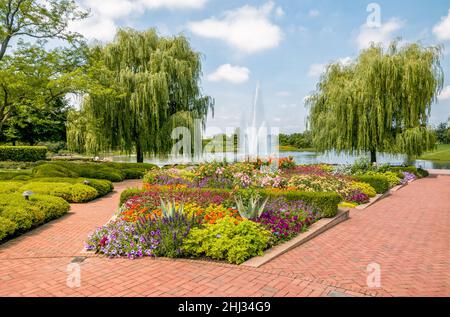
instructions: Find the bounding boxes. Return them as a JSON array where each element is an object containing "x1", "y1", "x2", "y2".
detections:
[
  {"x1": 0, "y1": 216, "x2": 17, "y2": 241},
  {"x1": 32, "y1": 161, "x2": 157, "y2": 182},
  {"x1": 0, "y1": 193, "x2": 69, "y2": 242},
  {"x1": 0, "y1": 181, "x2": 24, "y2": 194},
  {"x1": 119, "y1": 187, "x2": 342, "y2": 218},
  {"x1": 0, "y1": 146, "x2": 47, "y2": 162},
  {"x1": 19, "y1": 182, "x2": 99, "y2": 203},
  {"x1": 258, "y1": 189, "x2": 342, "y2": 218},
  {"x1": 0, "y1": 170, "x2": 32, "y2": 181},
  {"x1": 353, "y1": 175, "x2": 390, "y2": 194},
  {"x1": 388, "y1": 166, "x2": 429, "y2": 178},
  {"x1": 32, "y1": 163, "x2": 78, "y2": 178},
  {"x1": 30, "y1": 177, "x2": 114, "y2": 197},
  {"x1": 120, "y1": 188, "x2": 146, "y2": 206}
]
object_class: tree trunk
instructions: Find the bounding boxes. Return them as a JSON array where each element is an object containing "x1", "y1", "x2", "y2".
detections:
[
  {"x1": 370, "y1": 150, "x2": 377, "y2": 164},
  {"x1": 136, "y1": 142, "x2": 144, "y2": 163}
]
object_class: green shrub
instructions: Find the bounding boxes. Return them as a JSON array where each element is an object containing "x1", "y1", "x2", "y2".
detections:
[
  {"x1": 0, "y1": 182, "x2": 24, "y2": 193},
  {"x1": 30, "y1": 178, "x2": 113, "y2": 197},
  {"x1": 183, "y1": 217, "x2": 272, "y2": 264},
  {"x1": 0, "y1": 161, "x2": 38, "y2": 170},
  {"x1": 121, "y1": 168, "x2": 145, "y2": 179},
  {"x1": 0, "y1": 146, "x2": 47, "y2": 162},
  {"x1": 19, "y1": 182, "x2": 98, "y2": 203},
  {"x1": 0, "y1": 193, "x2": 69, "y2": 241},
  {"x1": 50, "y1": 162, "x2": 124, "y2": 182},
  {"x1": 257, "y1": 189, "x2": 342, "y2": 218},
  {"x1": 120, "y1": 188, "x2": 145, "y2": 206},
  {"x1": 0, "y1": 207, "x2": 34, "y2": 232},
  {"x1": 32, "y1": 163, "x2": 78, "y2": 178},
  {"x1": 353, "y1": 175, "x2": 390, "y2": 194},
  {"x1": 387, "y1": 166, "x2": 428, "y2": 178},
  {"x1": 365, "y1": 171, "x2": 401, "y2": 187},
  {"x1": 0, "y1": 170, "x2": 32, "y2": 181},
  {"x1": 417, "y1": 168, "x2": 429, "y2": 178},
  {"x1": 30, "y1": 195, "x2": 70, "y2": 221},
  {"x1": 0, "y1": 216, "x2": 16, "y2": 241}
]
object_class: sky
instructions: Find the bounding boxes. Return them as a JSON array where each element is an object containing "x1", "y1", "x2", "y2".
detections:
[{"x1": 69, "y1": 0, "x2": 450, "y2": 135}]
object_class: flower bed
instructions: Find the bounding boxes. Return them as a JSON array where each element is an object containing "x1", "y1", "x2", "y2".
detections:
[{"x1": 86, "y1": 160, "x2": 424, "y2": 264}]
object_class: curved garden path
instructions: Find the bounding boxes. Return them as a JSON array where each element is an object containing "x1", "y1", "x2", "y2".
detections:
[{"x1": 0, "y1": 174, "x2": 449, "y2": 297}]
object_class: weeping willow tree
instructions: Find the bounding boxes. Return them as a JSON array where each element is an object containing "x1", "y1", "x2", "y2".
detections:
[
  {"x1": 307, "y1": 42, "x2": 444, "y2": 163},
  {"x1": 68, "y1": 28, "x2": 214, "y2": 162}
]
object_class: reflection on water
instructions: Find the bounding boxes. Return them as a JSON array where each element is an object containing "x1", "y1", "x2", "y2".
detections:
[{"x1": 112, "y1": 151, "x2": 450, "y2": 170}]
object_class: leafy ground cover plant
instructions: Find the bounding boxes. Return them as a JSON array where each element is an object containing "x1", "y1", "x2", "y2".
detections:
[{"x1": 182, "y1": 216, "x2": 272, "y2": 264}]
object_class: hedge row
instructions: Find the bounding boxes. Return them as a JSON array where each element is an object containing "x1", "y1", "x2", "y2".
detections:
[
  {"x1": 119, "y1": 187, "x2": 342, "y2": 219},
  {"x1": 32, "y1": 162, "x2": 157, "y2": 182},
  {"x1": 353, "y1": 175, "x2": 390, "y2": 194},
  {"x1": 0, "y1": 146, "x2": 47, "y2": 162},
  {"x1": 388, "y1": 166, "x2": 429, "y2": 178},
  {"x1": 0, "y1": 193, "x2": 70, "y2": 242}
]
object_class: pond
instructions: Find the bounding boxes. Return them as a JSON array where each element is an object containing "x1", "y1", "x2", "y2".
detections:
[{"x1": 112, "y1": 151, "x2": 450, "y2": 169}]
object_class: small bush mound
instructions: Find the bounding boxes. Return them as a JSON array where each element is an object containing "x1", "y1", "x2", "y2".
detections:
[
  {"x1": 183, "y1": 217, "x2": 272, "y2": 264},
  {"x1": 19, "y1": 182, "x2": 98, "y2": 203},
  {"x1": 353, "y1": 175, "x2": 390, "y2": 194},
  {"x1": 388, "y1": 166, "x2": 429, "y2": 178},
  {"x1": 32, "y1": 161, "x2": 156, "y2": 182},
  {"x1": 32, "y1": 164, "x2": 78, "y2": 178},
  {"x1": 0, "y1": 146, "x2": 47, "y2": 162},
  {"x1": 0, "y1": 182, "x2": 24, "y2": 194},
  {"x1": 30, "y1": 177, "x2": 114, "y2": 197},
  {"x1": 0, "y1": 170, "x2": 33, "y2": 181},
  {"x1": 30, "y1": 195, "x2": 70, "y2": 221},
  {"x1": 0, "y1": 216, "x2": 17, "y2": 241},
  {"x1": 120, "y1": 188, "x2": 146, "y2": 206},
  {"x1": 0, "y1": 193, "x2": 69, "y2": 241}
]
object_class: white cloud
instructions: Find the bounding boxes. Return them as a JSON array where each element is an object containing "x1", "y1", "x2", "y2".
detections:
[
  {"x1": 438, "y1": 86, "x2": 450, "y2": 101},
  {"x1": 69, "y1": 15, "x2": 118, "y2": 42},
  {"x1": 307, "y1": 57, "x2": 352, "y2": 77},
  {"x1": 308, "y1": 63, "x2": 326, "y2": 77},
  {"x1": 309, "y1": 9, "x2": 320, "y2": 18},
  {"x1": 188, "y1": 1, "x2": 283, "y2": 54},
  {"x1": 433, "y1": 10, "x2": 450, "y2": 41},
  {"x1": 207, "y1": 64, "x2": 250, "y2": 84},
  {"x1": 275, "y1": 7, "x2": 285, "y2": 17},
  {"x1": 338, "y1": 57, "x2": 353, "y2": 67},
  {"x1": 71, "y1": 0, "x2": 208, "y2": 41},
  {"x1": 356, "y1": 18, "x2": 405, "y2": 50}
]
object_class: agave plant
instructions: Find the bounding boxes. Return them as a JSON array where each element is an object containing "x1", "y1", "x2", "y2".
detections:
[
  {"x1": 160, "y1": 199, "x2": 184, "y2": 219},
  {"x1": 234, "y1": 194, "x2": 269, "y2": 220}
]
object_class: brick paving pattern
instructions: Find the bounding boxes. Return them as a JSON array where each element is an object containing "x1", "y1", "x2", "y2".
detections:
[{"x1": 0, "y1": 175, "x2": 449, "y2": 297}]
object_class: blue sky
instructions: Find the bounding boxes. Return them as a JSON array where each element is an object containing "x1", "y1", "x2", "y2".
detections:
[{"x1": 71, "y1": 0, "x2": 450, "y2": 134}]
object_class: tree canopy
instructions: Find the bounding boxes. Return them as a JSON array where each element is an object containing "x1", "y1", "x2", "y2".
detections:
[
  {"x1": 0, "y1": 0, "x2": 87, "y2": 61},
  {"x1": 0, "y1": 41, "x2": 87, "y2": 139},
  {"x1": 307, "y1": 42, "x2": 444, "y2": 162},
  {"x1": 68, "y1": 28, "x2": 214, "y2": 162}
]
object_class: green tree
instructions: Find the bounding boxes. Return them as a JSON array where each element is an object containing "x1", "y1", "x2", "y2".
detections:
[
  {"x1": 308, "y1": 42, "x2": 444, "y2": 163},
  {"x1": 435, "y1": 122, "x2": 449, "y2": 144},
  {"x1": 70, "y1": 28, "x2": 214, "y2": 162},
  {"x1": 2, "y1": 97, "x2": 69, "y2": 145},
  {"x1": 0, "y1": 0, "x2": 87, "y2": 61},
  {"x1": 0, "y1": 41, "x2": 87, "y2": 135}
]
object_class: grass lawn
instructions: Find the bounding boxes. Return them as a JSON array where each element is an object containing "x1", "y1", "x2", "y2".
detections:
[
  {"x1": 278, "y1": 145, "x2": 316, "y2": 152},
  {"x1": 419, "y1": 144, "x2": 450, "y2": 161}
]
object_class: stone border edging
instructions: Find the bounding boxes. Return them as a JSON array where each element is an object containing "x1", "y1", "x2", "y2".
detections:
[{"x1": 241, "y1": 209, "x2": 350, "y2": 268}]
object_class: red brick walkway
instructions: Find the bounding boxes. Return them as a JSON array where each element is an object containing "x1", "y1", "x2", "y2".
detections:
[{"x1": 0, "y1": 175, "x2": 449, "y2": 297}]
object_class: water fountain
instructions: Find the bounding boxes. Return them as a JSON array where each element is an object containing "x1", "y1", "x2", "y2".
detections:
[{"x1": 239, "y1": 82, "x2": 278, "y2": 160}]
